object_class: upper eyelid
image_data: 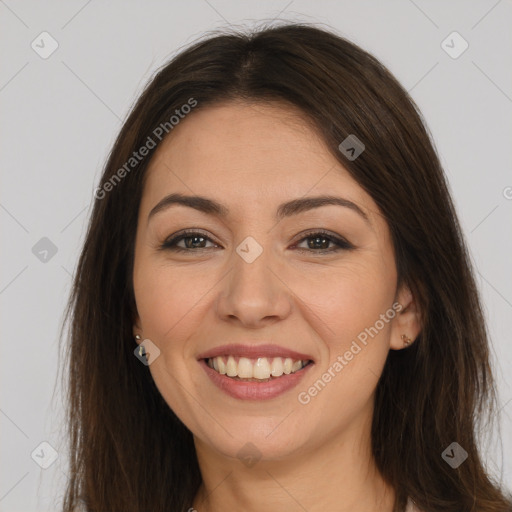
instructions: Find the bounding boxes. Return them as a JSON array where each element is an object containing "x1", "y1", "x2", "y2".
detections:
[{"x1": 164, "y1": 228, "x2": 218, "y2": 244}]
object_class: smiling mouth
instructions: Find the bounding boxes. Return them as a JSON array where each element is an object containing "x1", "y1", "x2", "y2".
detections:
[{"x1": 204, "y1": 356, "x2": 313, "y2": 382}]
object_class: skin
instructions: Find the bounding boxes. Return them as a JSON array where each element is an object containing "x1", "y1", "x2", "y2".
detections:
[{"x1": 132, "y1": 100, "x2": 422, "y2": 512}]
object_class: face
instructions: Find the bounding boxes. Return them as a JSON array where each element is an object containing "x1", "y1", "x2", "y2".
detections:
[{"x1": 132, "y1": 100, "x2": 419, "y2": 463}]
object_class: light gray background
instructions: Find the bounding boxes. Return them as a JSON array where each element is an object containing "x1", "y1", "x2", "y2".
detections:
[{"x1": 1, "y1": 1, "x2": 511, "y2": 510}]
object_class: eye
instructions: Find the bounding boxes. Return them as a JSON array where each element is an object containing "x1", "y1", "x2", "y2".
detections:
[
  {"x1": 292, "y1": 230, "x2": 353, "y2": 254},
  {"x1": 160, "y1": 229, "x2": 219, "y2": 252}
]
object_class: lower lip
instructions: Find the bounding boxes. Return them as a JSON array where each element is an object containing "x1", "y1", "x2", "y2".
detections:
[{"x1": 199, "y1": 359, "x2": 314, "y2": 401}]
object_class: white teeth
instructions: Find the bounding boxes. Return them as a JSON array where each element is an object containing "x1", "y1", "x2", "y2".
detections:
[
  {"x1": 238, "y1": 357, "x2": 253, "y2": 378},
  {"x1": 217, "y1": 357, "x2": 227, "y2": 374},
  {"x1": 226, "y1": 356, "x2": 237, "y2": 377},
  {"x1": 270, "y1": 357, "x2": 284, "y2": 377},
  {"x1": 253, "y1": 357, "x2": 271, "y2": 379},
  {"x1": 207, "y1": 356, "x2": 310, "y2": 380},
  {"x1": 291, "y1": 360, "x2": 302, "y2": 372}
]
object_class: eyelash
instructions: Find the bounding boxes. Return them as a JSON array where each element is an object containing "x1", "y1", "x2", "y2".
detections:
[{"x1": 160, "y1": 229, "x2": 353, "y2": 255}]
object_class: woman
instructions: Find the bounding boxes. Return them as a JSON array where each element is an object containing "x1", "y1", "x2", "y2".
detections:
[{"x1": 61, "y1": 23, "x2": 512, "y2": 511}]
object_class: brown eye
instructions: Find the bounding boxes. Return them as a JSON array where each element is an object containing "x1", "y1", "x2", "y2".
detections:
[
  {"x1": 161, "y1": 230, "x2": 218, "y2": 252},
  {"x1": 293, "y1": 230, "x2": 353, "y2": 254}
]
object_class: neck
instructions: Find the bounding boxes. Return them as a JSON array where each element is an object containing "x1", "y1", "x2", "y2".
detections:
[{"x1": 191, "y1": 414, "x2": 395, "y2": 512}]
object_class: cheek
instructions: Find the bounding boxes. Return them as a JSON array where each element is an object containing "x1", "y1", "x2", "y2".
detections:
[
  {"x1": 133, "y1": 260, "x2": 214, "y2": 342},
  {"x1": 133, "y1": 261, "x2": 215, "y2": 422},
  {"x1": 292, "y1": 269, "x2": 395, "y2": 424},
  {"x1": 293, "y1": 257, "x2": 397, "y2": 408},
  {"x1": 290, "y1": 256, "x2": 396, "y2": 348}
]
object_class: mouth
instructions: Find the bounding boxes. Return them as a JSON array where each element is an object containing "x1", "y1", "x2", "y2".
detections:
[
  {"x1": 197, "y1": 344, "x2": 316, "y2": 400},
  {"x1": 204, "y1": 356, "x2": 314, "y2": 382}
]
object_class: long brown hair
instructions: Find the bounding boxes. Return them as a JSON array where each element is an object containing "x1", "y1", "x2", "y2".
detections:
[{"x1": 60, "y1": 22, "x2": 512, "y2": 511}]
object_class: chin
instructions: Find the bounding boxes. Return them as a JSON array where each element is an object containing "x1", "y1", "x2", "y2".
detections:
[{"x1": 194, "y1": 415, "x2": 313, "y2": 463}]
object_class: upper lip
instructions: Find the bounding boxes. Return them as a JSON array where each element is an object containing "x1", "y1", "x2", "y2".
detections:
[{"x1": 197, "y1": 344, "x2": 315, "y2": 362}]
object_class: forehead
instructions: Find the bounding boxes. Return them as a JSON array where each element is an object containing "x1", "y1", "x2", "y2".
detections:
[{"x1": 141, "y1": 101, "x2": 376, "y2": 221}]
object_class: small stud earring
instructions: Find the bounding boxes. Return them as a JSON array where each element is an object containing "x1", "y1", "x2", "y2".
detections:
[
  {"x1": 135, "y1": 334, "x2": 141, "y2": 341},
  {"x1": 401, "y1": 334, "x2": 411, "y2": 346}
]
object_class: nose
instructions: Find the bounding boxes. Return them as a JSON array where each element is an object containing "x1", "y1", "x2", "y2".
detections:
[{"x1": 215, "y1": 243, "x2": 293, "y2": 329}]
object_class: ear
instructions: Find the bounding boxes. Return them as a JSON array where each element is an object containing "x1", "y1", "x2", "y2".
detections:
[{"x1": 389, "y1": 283, "x2": 422, "y2": 350}]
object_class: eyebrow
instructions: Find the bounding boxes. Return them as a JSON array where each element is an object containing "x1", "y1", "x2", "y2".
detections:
[{"x1": 147, "y1": 192, "x2": 370, "y2": 224}]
